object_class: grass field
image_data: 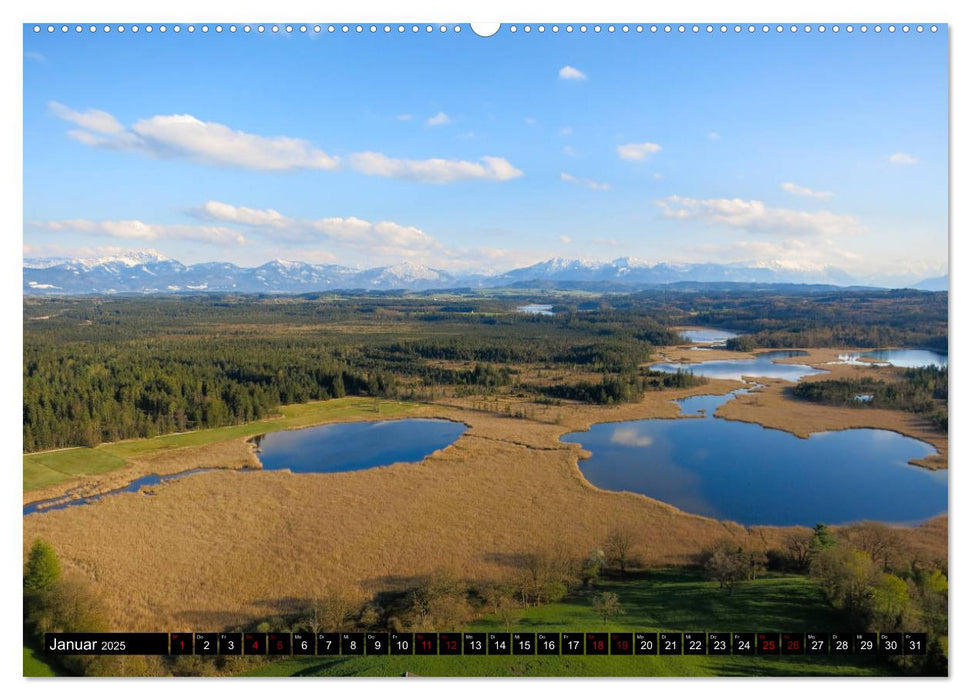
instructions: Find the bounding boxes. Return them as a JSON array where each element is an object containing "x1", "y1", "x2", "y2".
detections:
[
  {"x1": 23, "y1": 398, "x2": 419, "y2": 491},
  {"x1": 244, "y1": 570, "x2": 891, "y2": 677},
  {"x1": 23, "y1": 645, "x2": 57, "y2": 677}
]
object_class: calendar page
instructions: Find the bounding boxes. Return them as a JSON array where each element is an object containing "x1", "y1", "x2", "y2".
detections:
[{"x1": 21, "y1": 18, "x2": 948, "y2": 681}]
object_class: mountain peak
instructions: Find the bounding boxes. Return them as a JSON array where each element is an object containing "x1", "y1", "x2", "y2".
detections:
[{"x1": 22, "y1": 253, "x2": 891, "y2": 295}]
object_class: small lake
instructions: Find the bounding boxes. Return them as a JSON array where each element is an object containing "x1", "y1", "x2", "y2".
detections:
[
  {"x1": 517, "y1": 304, "x2": 554, "y2": 316},
  {"x1": 651, "y1": 350, "x2": 827, "y2": 382},
  {"x1": 254, "y1": 419, "x2": 467, "y2": 473},
  {"x1": 562, "y1": 393, "x2": 946, "y2": 527},
  {"x1": 24, "y1": 419, "x2": 467, "y2": 517},
  {"x1": 835, "y1": 348, "x2": 948, "y2": 369},
  {"x1": 679, "y1": 327, "x2": 741, "y2": 345}
]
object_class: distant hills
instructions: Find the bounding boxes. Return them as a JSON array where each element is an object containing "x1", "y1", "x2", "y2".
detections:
[
  {"x1": 911, "y1": 275, "x2": 949, "y2": 292},
  {"x1": 22, "y1": 252, "x2": 946, "y2": 295}
]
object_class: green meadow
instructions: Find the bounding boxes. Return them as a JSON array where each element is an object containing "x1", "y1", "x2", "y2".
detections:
[
  {"x1": 23, "y1": 645, "x2": 57, "y2": 677},
  {"x1": 23, "y1": 398, "x2": 419, "y2": 491},
  {"x1": 245, "y1": 570, "x2": 891, "y2": 677}
]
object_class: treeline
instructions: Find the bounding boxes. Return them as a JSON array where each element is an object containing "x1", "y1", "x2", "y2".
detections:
[
  {"x1": 24, "y1": 534, "x2": 637, "y2": 676},
  {"x1": 539, "y1": 369, "x2": 707, "y2": 405},
  {"x1": 23, "y1": 338, "x2": 395, "y2": 451},
  {"x1": 237, "y1": 530, "x2": 639, "y2": 637},
  {"x1": 792, "y1": 366, "x2": 947, "y2": 431},
  {"x1": 784, "y1": 523, "x2": 946, "y2": 675},
  {"x1": 700, "y1": 522, "x2": 947, "y2": 675},
  {"x1": 694, "y1": 290, "x2": 946, "y2": 351}
]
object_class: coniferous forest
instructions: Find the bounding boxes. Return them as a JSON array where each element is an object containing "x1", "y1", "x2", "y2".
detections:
[{"x1": 23, "y1": 289, "x2": 946, "y2": 452}]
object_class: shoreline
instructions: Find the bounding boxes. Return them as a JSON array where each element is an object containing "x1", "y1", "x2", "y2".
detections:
[{"x1": 22, "y1": 372, "x2": 948, "y2": 631}]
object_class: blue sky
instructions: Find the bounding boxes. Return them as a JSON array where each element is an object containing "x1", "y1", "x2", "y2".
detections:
[{"x1": 23, "y1": 25, "x2": 948, "y2": 283}]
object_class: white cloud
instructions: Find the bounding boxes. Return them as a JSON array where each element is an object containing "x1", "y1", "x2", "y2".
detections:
[
  {"x1": 192, "y1": 201, "x2": 438, "y2": 255},
  {"x1": 781, "y1": 182, "x2": 834, "y2": 199},
  {"x1": 190, "y1": 202, "x2": 554, "y2": 272},
  {"x1": 193, "y1": 201, "x2": 287, "y2": 228},
  {"x1": 53, "y1": 103, "x2": 340, "y2": 171},
  {"x1": 889, "y1": 152, "x2": 919, "y2": 166},
  {"x1": 559, "y1": 235, "x2": 572, "y2": 244},
  {"x1": 25, "y1": 51, "x2": 46, "y2": 63},
  {"x1": 653, "y1": 173, "x2": 664, "y2": 180},
  {"x1": 617, "y1": 142, "x2": 662, "y2": 161},
  {"x1": 592, "y1": 236, "x2": 618, "y2": 247},
  {"x1": 560, "y1": 172, "x2": 610, "y2": 191},
  {"x1": 50, "y1": 103, "x2": 523, "y2": 182},
  {"x1": 131, "y1": 114, "x2": 341, "y2": 171},
  {"x1": 558, "y1": 65, "x2": 587, "y2": 81},
  {"x1": 610, "y1": 427, "x2": 653, "y2": 447},
  {"x1": 396, "y1": 114, "x2": 413, "y2": 121},
  {"x1": 49, "y1": 101, "x2": 125, "y2": 135},
  {"x1": 24, "y1": 244, "x2": 166, "y2": 261},
  {"x1": 348, "y1": 152, "x2": 523, "y2": 184},
  {"x1": 708, "y1": 131, "x2": 721, "y2": 140},
  {"x1": 562, "y1": 146, "x2": 577, "y2": 157},
  {"x1": 525, "y1": 117, "x2": 537, "y2": 125},
  {"x1": 656, "y1": 195, "x2": 864, "y2": 238},
  {"x1": 426, "y1": 111, "x2": 451, "y2": 126},
  {"x1": 558, "y1": 126, "x2": 573, "y2": 136},
  {"x1": 29, "y1": 218, "x2": 246, "y2": 245},
  {"x1": 687, "y1": 238, "x2": 863, "y2": 273}
]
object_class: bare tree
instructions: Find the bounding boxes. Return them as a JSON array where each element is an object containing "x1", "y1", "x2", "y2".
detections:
[
  {"x1": 604, "y1": 529, "x2": 635, "y2": 574},
  {"x1": 316, "y1": 582, "x2": 363, "y2": 632},
  {"x1": 701, "y1": 539, "x2": 751, "y2": 594},
  {"x1": 842, "y1": 522, "x2": 904, "y2": 571},
  {"x1": 784, "y1": 531, "x2": 813, "y2": 572}
]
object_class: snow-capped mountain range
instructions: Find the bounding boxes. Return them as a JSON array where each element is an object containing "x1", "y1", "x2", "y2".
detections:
[{"x1": 22, "y1": 252, "x2": 944, "y2": 295}]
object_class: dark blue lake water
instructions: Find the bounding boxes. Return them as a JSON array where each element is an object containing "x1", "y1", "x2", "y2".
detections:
[
  {"x1": 254, "y1": 418, "x2": 467, "y2": 473},
  {"x1": 837, "y1": 348, "x2": 948, "y2": 369},
  {"x1": 651, "y1": 350, "x2": 827, "y2": 382},
  {"x1": 562, "y1": 394, "x2": 946, "y2": 526},
  {"x1": 24, "y1": 419, "x2": 467, "y2": 517}
]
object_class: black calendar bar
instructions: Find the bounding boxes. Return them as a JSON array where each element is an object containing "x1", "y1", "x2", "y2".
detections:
[
  {"x1": 44, "y1": 633, "x2": 169, "y2": 655},
  {"x1": 43, "y1": 631, "x2": 929, "y2": 656}
]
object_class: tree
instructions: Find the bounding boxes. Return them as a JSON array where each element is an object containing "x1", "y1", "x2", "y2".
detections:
[
  {"x1": 583, "y1": 548, "x2": 606, "y2": 586},
  {"x1": 592, "y1": 592, "x2": 624, "y2": 624},
  {"x1": 604, "y1": 530, "x2": 635, "y2": 574},
  {"x1": 701, "y1": 539, "x2": 751, "y2": 594},
  {"x1": 407, "y1": 572, "x2": 472, "y2": 630},
  {"x1": 497, "y1": 596, "x2": 523, "y2": 632},
  {"x1": 24, "y1": 539, "x2": 61, "y2": 594},
  {"x1": 359, "y1": 604, "x2": 382, "y2": 630},
  {"x1": 783, "y1": 531, "x2": 813, "y2": 572},
  {"x1": 808, "y1": 523, "x2": 837, "y2": 561},
  {"x1": 871, "y1": 573, "x2": 910, "y2": 630},
  {"x1": 515, "y1": 547, "x2": 579, "y2": 608},
  {"x1": 842, "y1": 522, "x2": 903, "y2": 571},
  {"x1": 810, "y1": 545, "x2": 879, "y2": 624},
  {"x1": 315, "y1": 582, "x2": 363, "y2": 632}
]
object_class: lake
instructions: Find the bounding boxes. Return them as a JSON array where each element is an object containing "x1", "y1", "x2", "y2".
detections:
[
  {"x1": 24, "y1": 419, "x2": 467, "y2": 517},
  {"x1": 517, "y1": 304, "x2": 554, "y2": 316},
  {"x1": 650, "y1": 350, "x2": 827, "y2": 382},
  {"x1": 678, "y1": 327, "x2": 741, "y2": 345},
  {"x1": 835, "y1": 348, "x2": 948, "y2": 369},
  {"x1": 253, "y1": 418, "x2": 467, "y2": 473},
  {"x1": 562, "y1": 393, "x2": 946, "y2": 526}
]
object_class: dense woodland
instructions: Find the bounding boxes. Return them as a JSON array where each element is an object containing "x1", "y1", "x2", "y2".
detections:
[
  {"x1": 703, "y1": 290, "x2": 947, "y2": 351},
  {"x1": 792, "y1": 367, "x2": 948, "y2": 431},
  {"x1": 23, "y1": 289, "x2": 947, "y2": 452}
]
